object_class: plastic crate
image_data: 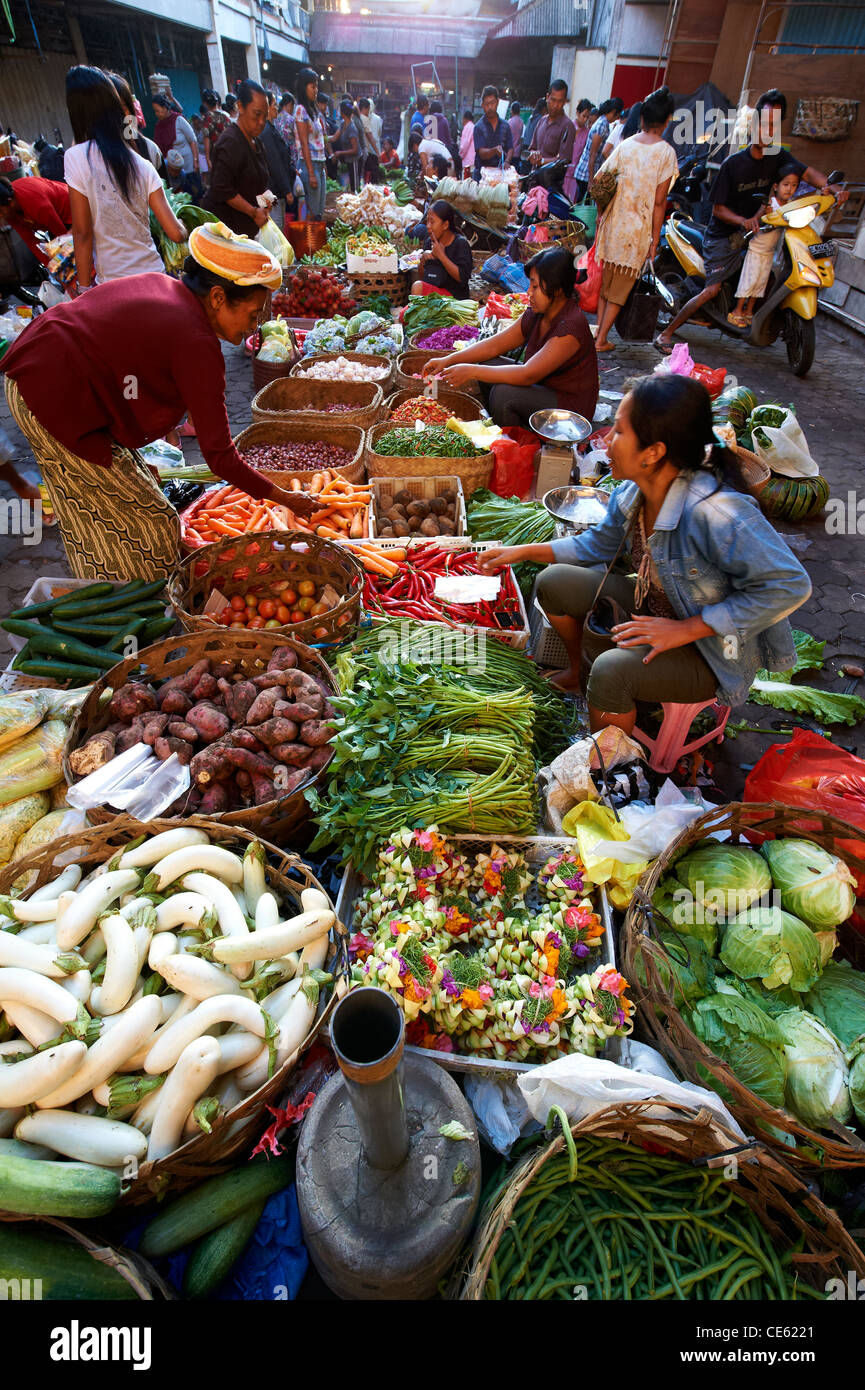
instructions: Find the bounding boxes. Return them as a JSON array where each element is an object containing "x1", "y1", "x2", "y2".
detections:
[
  {"x1": 528, "y1": 596, "x2": 569, "y2": 670},
  {"x1": 369, "y1": 475, "x2": 467, "y2": 539},
  {"x1": 333, "y1": 833, "x2": 620, "y2": 1078}
]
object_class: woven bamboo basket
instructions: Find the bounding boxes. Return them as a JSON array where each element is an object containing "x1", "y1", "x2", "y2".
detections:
[
  {"x1": 621, "y1": 801, "x2": 865, "y2": 1171},
  {"x1": 0, "y1": 816, "x2": 347, "y2": 1207},
  {"x1": 456, "y1": 1100, "x2": 865, "y2": 1298},
  {"x1": 290, "y1": 351, "x2": 395, "y2": 392},
  {"x1": 233, "y1": 420, "x2": 366, "y2": 487},
  {"x1": 168, "y1": 530, "x2": 364, "y2": 646},
  {"x1": 383, "y1": 387, "x2": 484, "y2": 423},
  {"x1": 395, "y1": 350, "x2": 481, "y2": 398},
  {"x1": 251, "y1": 350, "x2": 300, "y2": 395},
  {"x1": 408, "y1": 329, "x2": 482, "y2": 354},
  {"x1": 251, "y1": 377, "x2": 384, "y2": 430},
  {"x1": 733, "y1": 443, "x2": 770, "y2": 495},
  {"x1": 347, "y1": 267, "x2": 410, "y2": 308},
  {"x1": 0, "y1": 1215, "x2": 174, "y2": 1297},
  {"x1": 63, "y1": 630, "x2": 339, "y2": 841},
  {"x1": 513, "y1": 219, "x2": 586, "y2": 263},
  {"x1": 365, "y1": 421, "x2": 494, "y2": 494}
]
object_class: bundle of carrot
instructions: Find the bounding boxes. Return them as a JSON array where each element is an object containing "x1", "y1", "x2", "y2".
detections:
[
  {"x1": 307, "y1": 473, "x2": 372, "y2": 542},
  {"x1": 179, "y1": 476, "x2": 371, "y2": 550},
  {"x1": 343, "y1": 543, "x2": 407, "y2": 578}
]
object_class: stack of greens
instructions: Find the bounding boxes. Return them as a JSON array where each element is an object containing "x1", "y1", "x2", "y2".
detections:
[
  {"x1": 306, "y1": 619, "x2": 579, "y2": 867},
  {"x1": 302, "y1": 221, "x2": 392, "y2": 267},
  {"x1": 467, "y1": 488, "x2": 556, "y2": 600},
  {"x1": 403, "y1": 295, "x2": 478, "y2": 339},
  {"x1": 150, "y1": 189, "x2": 217, "y2": 275},
  {"x1": 642, "y1": 836, "x2": 865, "y2": 1141}
]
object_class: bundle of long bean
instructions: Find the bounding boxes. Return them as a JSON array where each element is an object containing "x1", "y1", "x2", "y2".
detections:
[{"x1": 481, "y1": 1129, "x2": 823, "y2": 1301}]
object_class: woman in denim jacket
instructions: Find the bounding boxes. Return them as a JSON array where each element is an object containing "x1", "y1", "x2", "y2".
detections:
[{"x1": 478, "y1": 374, "x2": 811, "y2": 735}]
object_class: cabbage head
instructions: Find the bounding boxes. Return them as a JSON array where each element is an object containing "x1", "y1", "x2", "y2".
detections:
[
  {"x1": 762, "y1": 838, "x2": 856, "y2": 930},
  {"x1": 804, "y1": 960, "x2": 865, "y2": 1048},
  {"x1": 721, "y1": 906, "x2": 822, "y2": 992},
  {"x1": 847, "y1": 1039, "x2": 865, "y2": 1127},
  {"x1": 653, "y1": 875, "x2": 717, "y2": 955},
  {"x1": 775, "y1": 1009, "x2": 851, "y2": 1128},
  {"x1": 726, "y1": 975, "x2": 802, "y2": 1019},
  {"x1": 673, "y1": 844, "x2": 772, "y2": 927},
  {"x1": 634, "y1": 930, "x2": 715, "y2": 1009},
  {"x1": 690, "y1": 991, "x2": 787, "y2": 1108}
]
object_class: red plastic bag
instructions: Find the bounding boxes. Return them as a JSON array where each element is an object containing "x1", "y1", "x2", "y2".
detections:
[
  {"x1": 744, "y1": 728, "x2": 865, "y2": 897},
  {"x1": 690, "y1": 363, "x2": 726, "y2": 398},
  {"x1": 489, "y1": 427, "x2": 539, "y2": 501},
  {"x1": 576, "y1": 243, "x2": 601, "y2": 315}
]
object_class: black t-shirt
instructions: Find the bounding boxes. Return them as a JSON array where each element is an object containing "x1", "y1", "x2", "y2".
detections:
[
  {"x1": 421, "y1": 231, "x2": 473, "y2": 297},
  {"x1": 708, "y1": 148, "x2": 805, "y2": 238}
]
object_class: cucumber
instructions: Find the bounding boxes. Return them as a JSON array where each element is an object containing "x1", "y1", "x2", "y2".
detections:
[
  {"x1": 182, "y1": 1197, "x2": 266, "y2": 1299},
  {"x1": 8, "y1": 582, "x2": 115, "y2": 621},
  {"x1": 0, "y1": 1153, "x2": 121, "y2": 1218},
  {"x1": 0, "y1": 1224, "x2": 137, "y2": 1300},
  {"x1": 139, "y1": 1155, "x2": 293, "y2": 1257},
  {"x1": 53, "y1": 620, "x2": 128, "y2": 641},
  {"x1": 107, "y1": 618, "x2": 146, "y2": 652},
  {"x1": 16, "y1": 660, "x2": 104, "y2": 683},
  {"x1": 141, "y1": 616, "x2": 176, "y2": 643},
  {"x1": 55, "y1": 579, "x2": 168, "y2": 619},
  {"x1": 2, "y1": 620, "x2": 118, "y2": 670}
]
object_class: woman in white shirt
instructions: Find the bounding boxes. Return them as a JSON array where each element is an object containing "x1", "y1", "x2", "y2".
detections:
[{"x1": 65, "y1": 65, "x2": 185, "y2": 286}]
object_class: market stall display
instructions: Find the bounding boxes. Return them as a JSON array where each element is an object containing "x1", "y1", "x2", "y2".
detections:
[
  {"x1": 384, "y1": 388, "x2": 484, "y2": 424},
  {"x1": 290, "y1": 352, "x2": 394, "y2": 388},
  {"x1": 233, "y1": 421, "x2": 366, "y2": 486},
  {"x1": 367, "y1": 422, "x2": 494, "y2": 494},
  {"x1": 0, "y1": 818, "x2": 342, "y2": 1208},
  {"x1": 0, "y1": 687, "x2": 87, "y2": 872},
  {"x1": 271, "y1": 268, "x2": 357, "y2": 321},
  {"x1": 623, "y1": 802, "x2": 865, "y2": 1169}
]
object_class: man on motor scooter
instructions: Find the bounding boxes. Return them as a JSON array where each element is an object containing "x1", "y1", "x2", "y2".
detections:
[{"x1": 655, "y1": 89, "x2": 846, "y2": 353}]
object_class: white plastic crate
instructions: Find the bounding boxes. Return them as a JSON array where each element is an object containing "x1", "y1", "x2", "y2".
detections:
[
  {"x1": 528, "y1": 596, "x2": 569, "y2": 670},
  {"x1": 334, "y1": 834, "x2": 620, "y2": 1078},
  {"x1": 369, "y1": 475, "x2": 467, "y2": 539}
]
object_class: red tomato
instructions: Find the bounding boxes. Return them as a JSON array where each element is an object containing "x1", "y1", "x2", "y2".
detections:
[
  {"x1": 282, "y1": 588, "x2": 297, "y2": 607},
  {"x1": 219, "y1": 610, "x2": 235, "y2": 625},
  {"x1": 313, "y1": 627, "x2": 329, "y2": 640},
  {"x1": 229, "y1": 620, "x2": 247, "y2": 629},
  {"x1": 276, "y1": 604, "x2": 292, "y2": 624},
  {"x1": 297, "y1": 596, "x2": 315, "y2": 613},
  {"x1": 230, "y1": 594, "x2": 247, "y2": 612},
  {"x1": 245, "y1": 595, "x2": 258, "y2": 611},
  {"x1": 297, "y1": 580, "x2": 316, "y2": 598},
  {"x1": 310, "y1": 601, "x2": 329, "y2": 617},
  {"x1": 247, "y1": 615, "x2": 265, "y2": 629},
  {"x1": 258, "y1": 599, "x2": 277, "y2": 620},
  {"x1": 290, "y1": 608, "x2": 304, "y2": 624}
]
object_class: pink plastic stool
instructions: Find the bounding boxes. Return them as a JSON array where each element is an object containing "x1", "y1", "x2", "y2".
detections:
[{"x1": 633, "y1": 699, "x2": 731, "y2": 775}]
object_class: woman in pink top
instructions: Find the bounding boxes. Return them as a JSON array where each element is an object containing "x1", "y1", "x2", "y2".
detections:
[{"x1": 459, "y1": 110, "x2": 475, "y2": 176}]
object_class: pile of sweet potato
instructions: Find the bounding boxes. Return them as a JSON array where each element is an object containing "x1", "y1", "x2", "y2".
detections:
[{"x1": 68, "y1": 646, "x2": 336, "y2": 814}]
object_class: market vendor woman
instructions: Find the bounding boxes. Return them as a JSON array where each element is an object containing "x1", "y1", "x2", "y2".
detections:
[
  {"x1": 425, "y1": 246, "x2": 598, "y2": 426},
  {"x1": 410, "y1": 200, "x2": 473, "y2": 299},
  {"x1": 2, "y1": 222, "x2": 306, "y2": 582},
  {"x1": 478, "y1": 375, "x2": 811, "y2": 731}
]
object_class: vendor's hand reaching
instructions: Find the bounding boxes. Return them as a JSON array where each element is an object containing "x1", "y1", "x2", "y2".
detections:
[
  {"x1": 268, "y1": 485, "x2": 316, "y2": 518},
  {"x1": 421, "y1": 355, "x2": 449, "y2": 378},
  {"x1": 253, "y1": 206, "x2": 269, "y2": 229},
  {"x1": 611, "y1": 615, "x2": 694, "y2": 663},
  {"x1": 441, "y1": 362, "x2": 475, "y2": 388},
  {"x1": 476, "y1": 545, "x2": 530, "y2": 573}
]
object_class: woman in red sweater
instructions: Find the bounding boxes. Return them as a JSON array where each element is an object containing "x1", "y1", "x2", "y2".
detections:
[
  {"x1": 2, "y1": 223, "x2": 306, "y2": 580},
  {"x1": 0, "y1": 176, "x2": 71, "y2": 265}
]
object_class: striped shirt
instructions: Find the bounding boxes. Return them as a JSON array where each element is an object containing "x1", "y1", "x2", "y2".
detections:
[{"x1": 574, "y1": 114, "x2": 609, "y2": 183}]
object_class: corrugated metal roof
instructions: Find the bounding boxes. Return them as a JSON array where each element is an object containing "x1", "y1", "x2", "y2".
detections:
[
  {"x1": 779, "y1": 0, "x2": 865, "y2": 54},
  {"x1": 488, "y1": 0, "x2": 589, "y2": 39},
  {"x1": 310, "y1": 10, "x2": 495, "y2": 54}
]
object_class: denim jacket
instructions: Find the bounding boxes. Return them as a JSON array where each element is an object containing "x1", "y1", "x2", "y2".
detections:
[{"x1": 550, "y1": 471, "x2": 812, "y2": 706}]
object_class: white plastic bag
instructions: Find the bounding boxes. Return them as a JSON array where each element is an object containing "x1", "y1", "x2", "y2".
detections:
[
  {"x1": 589, "y1": 779, "x2": 723, "y2": 863},
  {"x1": 752, "y1": 413, "x2": 817, "y2": 477},
  {"x1": 464, "y1": 1075, "x2": 535, "y2": 1155},
  {"x1": 257, "y1": 217, "x2": 295, "y2": 269},
  {"x1": 517, "y1": 1052, "x2": 746, "y2": 1137},
  {"x1": 38, "y1": 281, "x2": 66, "y2": 309}
]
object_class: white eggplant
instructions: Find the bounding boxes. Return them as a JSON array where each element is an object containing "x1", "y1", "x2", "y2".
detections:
[
  {"x1": 144, "y1": 995, "x2": 266, "y2": 1074},
  {"x1": 181, "y1": 872, "x2": 251, "y2": 982},
  {"x1": 0, "y1": 1041, "x2": 87, "y2": 1107},
  {"x1": 154, "y1": 892, "x2": 216, "y2": 933},
  {"x1": 146, "y1": 1037, "x2": 221, "y2": 1161},
  {"x1": 0, "y1": 934, "x2": 77, "y2": 979},
  {"x1": 211, "y1": 910, "x2": 333, "y2": 965},
  {"x1": 56, "y1": 870, "x2": 141, "y2": 950},
  {"x1": 17, "y1": 1109, "x2": 147, "y2": 1167},
  {"x1": 35, "y1": 996, "x2": 162, "y2": 1109},
  {"x1": 61, "y1": 968, "x2": 92, "y2": 1005},
  {"x1": 242, "y1": 842, "x2": 267, "y2": 917},
  {"x1": 0, "y1": 968, "x2": 80, "y2": 1024},
  {"x1": 89, "y1": 914, "x2": 139, "y2": 1017},
  {"x1": 2, "y1": 1001, "x2": 58, "y2": 1048},
  {"x1": 28, "y1": 865, "x2": 82, "y2": 902},
  {"x1": 118, "y1": 827, "x2": 210, "y2": 869},
  {"x1": 157, "y1": 954, "x2": 243, "y2": 1001},
  {"x1": 146, "y1": 846, "x2": 242, "y2": 892}
]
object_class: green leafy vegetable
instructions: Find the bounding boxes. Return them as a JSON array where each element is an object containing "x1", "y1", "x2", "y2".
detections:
[
  {"x1": 776, "y1": 1009, "x2": 851, "y2": 1128},
  {"x1": 673, "y1": 844, "x2": 773, "y2": 924},
  {"x1": 748, "y1": 677, "x2": 865, "y2": 726},
  {"x1": 721, "y1": 906, "x2": 822, "y2": 993},
  {"x1": 690, "y1": 990, "x2": 788, "y2": 1108},
  {"x1": 762, "y1": 838, "x2": 856, "y2": 930},
  {"x1": 804, "y1": 960, "x2": 865, "y2": 1049}
]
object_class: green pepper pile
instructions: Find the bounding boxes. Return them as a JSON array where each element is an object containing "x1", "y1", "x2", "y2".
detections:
[{"x1": 373, "y1": 426, "x2": 486, "y2": 458}]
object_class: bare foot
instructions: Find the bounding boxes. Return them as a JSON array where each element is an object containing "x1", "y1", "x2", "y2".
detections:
[
  {"x1": 548, "y1": 667, "x2": 582, "y2": 691},
  {"x1": 596, "y1": 340, "x2": 615, "y2": 353},
  {"x1": 0, "y1": 465, "x2": 41, "y2": 503},
  {"x1": 653, "y1": 333, "x2": 673, "y2": 356}
]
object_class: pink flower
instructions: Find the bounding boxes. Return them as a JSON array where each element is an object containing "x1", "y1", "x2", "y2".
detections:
[
  {"x1": 529, "y1": 982, "x2": 542, "y2": 998},
  {"x1": 479, "y1": 984, "x2": 494, "y2": 1001},
  {"x1": 599, "y1": 969, "x2": 624, "y2": 996},
  {"x1": 416, "y1": 830, "x2": 435, "y2": 851}
]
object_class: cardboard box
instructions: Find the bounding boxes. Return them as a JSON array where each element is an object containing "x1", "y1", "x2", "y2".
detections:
[
  {"x1": 346, "y1": 250, "x2": 399, "y2": 274},
  {"x1": 534, "y1": 444, "x2": 574, "y2": 500}
]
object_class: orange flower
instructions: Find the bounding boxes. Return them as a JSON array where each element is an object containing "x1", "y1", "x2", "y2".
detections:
[
  {"x1": 544, "y1": 943, "x2": 560, "y2": 976},
  {"x1": 460, "y1": 988, "x2": 484, "y2": 1010},
  {"x1": 549, "y1": 987, "x2": 568, "y2": 1021}
]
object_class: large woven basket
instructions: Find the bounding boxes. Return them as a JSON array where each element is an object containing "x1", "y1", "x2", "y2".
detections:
[
  {"x1": 290, "y1": 351, "x2": 394, "y2": 392},
  {"x1": 733, "y1": 443, "x2": 770, "y2": 496},
  {"x1": 284, "y1": 220, "x2": 328, "y2": 258},
  {"x1": 383, "y1": 387, "x2": 484, "y2": 423},
  {"x1": 233, "y1": 420, "x2": 366, "y2": 488},
  {"x1": 621, "y1": 801, "x2": 865, "y2": 1171},
  {"x1": 251, "y1": 377, "x2": 384, "y2": 431},
  {"x1": 457, "y1": 1100, "x2": 865, "y2": 1298},
  {"x1": 366, "y1": 421, "x2": 494, "y2": 495},
  {"x1": 0, "y1": 1215, "x2": 174, "y2": 1297},
  {"x1": 168, "y1": 530, "x2": 364, "y2": 647},
  {"x1": 395, "y1": 350, "x2": 481, "y2": 398},
  {"x1": 251, "y1": 350, "x2": 299, "y2": 395},
  {"x1": 348, "y1": 267, "x2": 410, "y2": 308},
  {"x1": 0, "y1": 816, "x2": 346, "y2": 1207},
  {"x1": 63, "y1": 630, "x2": 339, "y2": 841}
]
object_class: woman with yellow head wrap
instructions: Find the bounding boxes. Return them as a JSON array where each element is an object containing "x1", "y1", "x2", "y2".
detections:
[{"x1": 3, "y1": 223, "x2": 306, "y2": 580}]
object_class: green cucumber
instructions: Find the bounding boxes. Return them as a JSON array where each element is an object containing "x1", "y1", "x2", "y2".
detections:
[
  {"x1": 16, "y1": 660, "x2": 104, "y2": 683},
  {"x1": 182, "y1": 1197, "x2": 266, "y2": 1299},
  {"x1": 0, "y1": 1224, "x2": 137, "y2": 1300},
  {"x1": 140, "y1": 616, "x2": 176, "y2": 643},
  {"x1": 0, "y1": 1153, "x2": 121, "y2": 1218},
  {"x1": 55, "y1": 579, "x2": 168, "y2": 619},
  {"x1": 2, "y1": 620, "x2": 118, "y2": 670},
  {"x1": 139, "y1": 1155, "x2": 293, "y2": 1257},
  {"x1": 52, "y1": 619, "x2": 128, "y2": 641},
  {"x1": 8, "y1": 582, "x2": 115, "y2": 621},
  {"x1": 107, "y1": 618, "x2": 147, "y2": 652}
]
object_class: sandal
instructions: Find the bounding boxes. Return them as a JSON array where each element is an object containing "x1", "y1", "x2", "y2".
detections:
[
  {"x1": 653, "y1": 334, "x2": 674, "y2": 356},
  {"x1": 727, "y1": 310, "x2": 748, "y2": 328}
]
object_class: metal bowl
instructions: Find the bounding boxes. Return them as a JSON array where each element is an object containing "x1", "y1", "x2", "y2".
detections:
[
  {"x1": 542, "y1": 485, "x2": 610, "y2": 529},
  {"x1": 529, "y1": 408, "x2": 593, "y2": 444}
]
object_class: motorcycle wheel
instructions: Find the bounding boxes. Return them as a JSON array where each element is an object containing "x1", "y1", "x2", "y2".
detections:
[{"x1": 783, "y1": 310, "x2": 815, "y2": 377}]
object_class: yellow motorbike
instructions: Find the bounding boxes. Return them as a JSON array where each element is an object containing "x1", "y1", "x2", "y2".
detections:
[{"x1": 654, "y1": 191, "x2": 837, "y2": 377}]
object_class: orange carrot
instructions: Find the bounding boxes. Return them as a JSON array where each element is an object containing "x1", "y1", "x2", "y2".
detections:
[
  {"x1": 316, "y1": 525, "x2": 343, "y2": 539},
  {"x1": 310, "y1": 473, "x2": 324, "y2": 495}
]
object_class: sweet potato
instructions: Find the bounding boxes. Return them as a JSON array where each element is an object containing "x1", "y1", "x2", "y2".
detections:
[
  {"x1": 245, "y1": 686, "x2": 286, "y2": 726},
  {"x1": 271, "y1": 743, "x2": 312, "y2": 766},
  {"x1": 115, "y1": 720, "x2": 147, "y2": 754},
  {"x1": 274, "y1": 701, "x2": 321, "y2": 723},
  {"x1": 230, "y1": 728, "x2": 268, "y2": 754},
  {"x1": 167, "y1": 719, "x2": 198, "y2": 743},
  {"x1": 190, "y1": 746, "x2": 234, "y2": 787},
  {"x1": 154, "y1": 736, "x2": 194, "y2": 765},
  {"x1": 253, "y1": 718, "x2": 299, "y2": 748},
  {"x1": 267, "y1": 647, "x2": 298, "y2": 672},
  {"x1": 211, "y1": 662, "x2": 236, "y2": 681},
  {"x1": 235, "y1": 769, "x2": 252, "y2": 793},
  {"x1": 307, "y1": 674, "x2": 335, "y2": 702},
  {"x1": 141, "y1": 713, "x2": 171, "y2": 747},
  {"x1": 273, "y1": 766, "x2": 308, "y2": 796},
  {"x1": 68, "y1": 732, "x2": 116, "y2": 777},
  {"x1": 191, "y1": 672, "x2": 218, "y2": 701},
  {"x1": 155, "y1": 660, "x2": 210, "y2": 707},
  {"x1": 186, "y1": 702, "x2": 231, "y2": 743},
  {"x1": 305, "y1": 746, "x2": 333, "y2": 772},
  {"x1": 222, "y1": 680, "x2": 257, "y2": 724},
  {"x1": 251, "y1": 773, "x2": 276, "y2": 806},
  {"x1": 251, "y1": 673, "x2": 281, "y2": 691},
  {"x1": 109, "y1": 682, "x2": 156, "y2": 722},
  {"x1": 221, "y1": 746, "x2": 276, "y2": 779},
  {"x1": 199, "y1": 782, "x2": 231, "y2": 815},
  {"x1": 159, "y1": 688, "x2": 193, "y2": 717},
  {"x1": 300, "y1": 720, "x2": 333, "y2": 748}
]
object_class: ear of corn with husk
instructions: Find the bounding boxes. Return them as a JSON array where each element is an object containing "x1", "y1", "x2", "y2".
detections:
[
  {"x1": 0, "y1": 793, "x2": 52, "y2": 865},
  {"x1": 0, "y1": 720, "x2": 67, "y2": 807}
]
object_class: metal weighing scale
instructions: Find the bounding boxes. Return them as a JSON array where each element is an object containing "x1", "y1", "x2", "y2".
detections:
[{"x1": 529, "y1": 408, "x2": 593, "y2": 497}]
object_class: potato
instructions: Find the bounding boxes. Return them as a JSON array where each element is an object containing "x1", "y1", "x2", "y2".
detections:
[
  {"x1": 406, "y1": 500, "x2": 429, "y2": 519},
  {"x1": 445, "y1": 504, "x2": 456, "y2": 520},
  {"x1": 408, "y1": 516, "x2": 423, "y2": 532},
  {"x1": 393, "y1": 489, "x2": 412, "y2": 506},
  {"x1": 442, "y1": 489, "x2": 457, "y2": 504},
  {"x1": 392, "y1": 521, "x2": 411, "y2": 537},
  {"x1": 428, "y1": 497, "x2": 448, "y2": 515},
  {"x1": 379, "y1": 494, "x2": 394, "y2": 514},
  {"x1": 419, "y1": 517, "x2": 440, "y2": 537},
  {"x1": 386, "y1": 506, "x2": 407, "y2": 523},
  {"x1": 438, "y1": 517, "x2": 457, "y2": 535},
  {"x1": 378, "y1": 525, "x2": 395, "y2": 538}
]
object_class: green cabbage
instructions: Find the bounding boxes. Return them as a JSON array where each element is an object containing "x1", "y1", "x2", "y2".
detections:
[
  {"x1": 847, "y1": 1040, "x2": 865, "y2": 1126},
  {"x1": 804, "y1": 960, "x2": 865, "y2": 1049},
  {"x1": 726, "y1": 975, "x2": 802, "y2": 1019},
  {"x1": 673, "y1": 844, "x2": 772, "y2": 926},
  {"x1": 775, "y1": 1009, "x2": 851, "y2": 1128},
  {"x1": 635, "y1": 930, "x2": 715, "y2": 1009},
  {"x1": 721, "y1": 906, "x2": 822, "y2": 992},
  {"x1": 761, "y1": 839, "x2": 856, "y2": 930},
  {"x1": 653, "y1": 875, "x2": 718, "y2": 955},
  {"x1": 690, "y1": 991, "x2": 787, "y2": 1108}
]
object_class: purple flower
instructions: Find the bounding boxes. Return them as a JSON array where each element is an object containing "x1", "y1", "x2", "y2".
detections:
[
  {"x1": 547, "y1": 930, "x2": 563, "y2": 949},
  {"x1": 416, "y1": 865, "x2": 438, "y2": 879},
  {"x1": 397, "y1": 955, "x2": 409, "y2": 979},
  {"x1": 575, "y1": 942, "x2": 590, "y2": 959},
  {"x1": 440, "y1": 969, "x2": 461, "y2": 998},
  {"x1": 563, "y1": 874, "x2": 584, "y2": 890},
  {"x1": 530, "y1": 1020, "x2": 551, "y2": 1034}
]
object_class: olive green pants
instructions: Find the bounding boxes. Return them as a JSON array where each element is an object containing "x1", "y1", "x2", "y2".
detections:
[{"x1": 536, "y1": 563, "x2": 717, "y2": 714}]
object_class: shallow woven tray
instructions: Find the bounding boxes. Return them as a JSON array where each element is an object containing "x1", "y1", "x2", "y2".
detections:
[
  {"x1": 169, "y1": 530, "x2": 364, "y2": 647},
  {"x1": 0, "y1": 816, "x2": 346, "y2": 1207},
  {"x1": 290, "y1": 351, "x2": 395, "y2": 392},
  {"x1": 366, "y1": 421, "x2": 493, "y2": 495},
  {"x1": 383, "y1": 387, "x2": 484, "y2": 423},
  {"x1": 251, "y1": 377, "x2": 384, "y2": 431},
  {"x1": 395, "y1": 349, "x2": 481, "y2": 398},
  {"x1": 621, "y1": 801, "x2": 865, "y2": 1171},
  {"x1": 63, "y1": 629, "x2": 339, "y2": 842},
  {"x1": 234, "y1": 420, "x2": 366, "y2": 488}
]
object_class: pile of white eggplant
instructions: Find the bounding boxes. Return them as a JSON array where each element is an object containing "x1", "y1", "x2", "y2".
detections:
[{"x1": 0, "y1": 826, "x2": 334, "y2": 1176}]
